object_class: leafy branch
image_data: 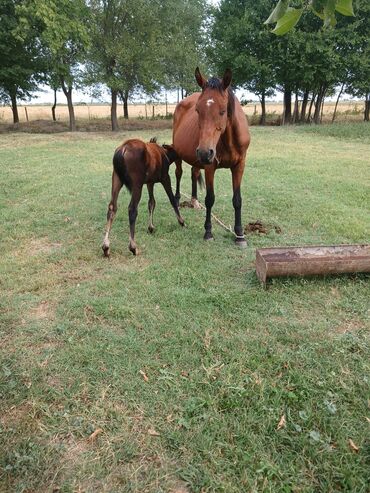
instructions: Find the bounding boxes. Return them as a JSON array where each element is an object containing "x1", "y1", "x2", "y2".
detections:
[{"x1": 265, "y1": 0, "x2": 355, "y2": 35}]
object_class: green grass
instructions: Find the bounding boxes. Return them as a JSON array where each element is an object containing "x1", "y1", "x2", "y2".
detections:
[{"x1": 0, "y1": 123, "x2": 369, "y2": 492}]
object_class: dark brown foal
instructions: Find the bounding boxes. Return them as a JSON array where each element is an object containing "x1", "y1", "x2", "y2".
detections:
[{"x1": 102, "y1": 138, "x2": 185, "y2": 256}]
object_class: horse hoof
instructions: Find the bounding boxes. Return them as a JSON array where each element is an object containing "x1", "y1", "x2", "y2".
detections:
[
  {"x1": 148, "y1": 225, "x2": 155, "y2": 234},
  {"x1": 129, "y1": 245, "x2": 138, "y2": 256},
  {"x1": 204, "y1": 234, "x2": 214, "y2": 241},
  {"x1": 191, "y1": 198, "x2": 201, "y2": 209},
  {"x1": 102, "y1": 245, "x2": 110, "y2": 257},
  {"x1": 235, "y1": 237, "x2": 247, "y2": 248},
  {"x1": 179, "y1": 219, "x2": 185, "y2": 227}
]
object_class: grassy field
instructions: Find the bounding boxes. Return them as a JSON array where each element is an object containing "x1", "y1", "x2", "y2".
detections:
[{"x1": 0, "y1": 123, "x2": 369, "y2": 492}]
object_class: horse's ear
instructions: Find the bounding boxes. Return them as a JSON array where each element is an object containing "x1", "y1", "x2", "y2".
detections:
[
  {"x1": 222, "y1": 68, "x2": 232, "y2": 90},
  {"x1": 195, "y1": 67, "x2": 207, "y2": 89}
]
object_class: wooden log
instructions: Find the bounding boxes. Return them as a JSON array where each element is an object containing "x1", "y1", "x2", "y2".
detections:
[{"x1": 256, "y1": 244, "x2": 370, "y2": 285}]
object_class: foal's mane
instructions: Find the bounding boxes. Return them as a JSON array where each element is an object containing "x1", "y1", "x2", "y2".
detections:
[{"x1": 204, "y1": 77, "x2": 235, "y2": 119}]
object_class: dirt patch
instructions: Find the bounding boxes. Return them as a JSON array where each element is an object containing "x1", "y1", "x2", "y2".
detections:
[
  {"x1": 29, "y1": 238, "x2": 62, "y2": 256},
  {"x1": 245, "y1": 220, "x2": 282, "y2": 235},
  {"x1": 334, "y1": 319, "x2": 367, "y2": 334},
  {"x1": 29, "y1": 301, "x2": 55, "y2": 321},
  {"x1": 0, "y1": 401, "x2": 33, "y2": 428},
  {"x1": 179, "y1": 200, "x2": 195, "y2": 208}
]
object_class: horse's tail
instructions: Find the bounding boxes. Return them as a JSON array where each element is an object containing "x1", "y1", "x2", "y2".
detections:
[
  {"x1": 113, "y1": 146, "x2": 132, "y2": 192},
  {"x1": 197, "y1": 170, "x2": 205, "y2": 190}
]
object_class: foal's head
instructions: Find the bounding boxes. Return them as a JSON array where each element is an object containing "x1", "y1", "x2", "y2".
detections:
[{"x1": 194, "y1": 67, "x2": 234, "y2": 165}]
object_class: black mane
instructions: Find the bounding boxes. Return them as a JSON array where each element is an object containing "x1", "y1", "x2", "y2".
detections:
[{"x1": 204, "y1": 77, "x2": 235, "y2": 119}]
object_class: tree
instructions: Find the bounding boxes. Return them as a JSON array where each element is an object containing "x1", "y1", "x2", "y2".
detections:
[
  {"x1": 212, "y1": 0, "x2": 277, "y2": 124},
  {"x1": 0, "y1": 0, "x2": 44, "y2": 123},
  {"x1": 343, "y1": 0, "x2": 370, "y2": 120},
  {"x1": 19, "y1": 0, "x2": 90, "y2": 131},
  {"x1": 160, "y1": 0, "x2": 209, "y2": 98},
  {"x1": 88, "y1": 0, "x2": 166, "y2": 130}
]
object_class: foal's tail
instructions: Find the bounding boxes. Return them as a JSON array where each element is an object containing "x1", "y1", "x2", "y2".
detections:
[{"x1": 113, "y1": 146, "x2": 132, "y2": 192}]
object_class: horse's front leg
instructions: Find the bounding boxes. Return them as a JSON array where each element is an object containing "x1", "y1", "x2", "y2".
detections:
[
  {"x1": 191, "y1": 167, "x2": 202, "y2": 209},
  {"x1": 128, "y1": 185, "x2": 143, "y2": 255},
  {"x1": 204, "y1": 166, "x2": 215, "y2": 241},
  {"x1": 231, "y1": 164, "x2": 247, "y2": 247},
  {"x1": 102, "y1": 170, "x2": 122, "y2": 257}
]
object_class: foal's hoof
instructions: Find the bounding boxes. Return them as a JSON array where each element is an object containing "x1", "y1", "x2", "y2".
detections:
[
  {"x1": 148, "y1": 225, "x2": 155, "y2": 234},
  {"x1": 129, "y1": 244, "x2": 138, "y2": 256},
  {"x1": 204, "y1": 233, "x2": 214, "y2": 241},
  {"x1": 235, "y1": 237, "x2": 247, "y2": 248},
  {"x1": 102, "y1": 245, "x2": 110, "y2": 257}
]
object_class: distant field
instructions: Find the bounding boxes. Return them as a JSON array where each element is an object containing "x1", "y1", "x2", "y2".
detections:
[{"x1": 0, "y1": 100, "x2": 365, "y2": 123}]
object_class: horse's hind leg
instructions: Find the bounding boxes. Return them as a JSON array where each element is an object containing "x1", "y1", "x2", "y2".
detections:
[
  {"x1": 191, "y1": 167, "x2": 202, "y2": 209},
  {"x1": 175, "y1": 159, "x2": 182, "y2": 206},
  {"x1": 161, "y1": 174, "x2": 185, "y2": 227},
  {"x1": 147, "y1": 183, "x2": 156, "y2": 233},
  {"x1": 102, "y1": 171, "x2": 122, "y2": 257},
  {"x1": 128, "y1": 185, "x2": 143, "y2": 255}
]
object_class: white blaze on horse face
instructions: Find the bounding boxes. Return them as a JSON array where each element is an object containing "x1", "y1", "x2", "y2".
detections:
[{"x1": 206, "y1": 99, "x2": 215, "y2": 106}]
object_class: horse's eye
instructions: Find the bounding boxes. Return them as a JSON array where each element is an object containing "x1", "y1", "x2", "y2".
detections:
[{"x1": 220, "y1": 110, "x2": 226, "y2": 116}]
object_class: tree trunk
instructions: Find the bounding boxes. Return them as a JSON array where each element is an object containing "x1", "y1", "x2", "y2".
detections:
[
  {"x1": 313, "y1": 85, "x2": 326, "y2": 124},
  {"x1": 292, "y1": 91, "x2": 299, "y2": 123},
  {"x1": 259, "y1": 90, "x2": 266, "y2": 125},
  {"x1": 111, "y1": 89, "x2": 119, "y2": 131},
  {"x1": 10, "y1": 91, "x2": 19, "y2": 124},
  {"x1": 364, "y1": 93, "x2": 369, "y2": 122},
  {"x1": 52, "y1": 88, "x2": 57, "y2": 122},
  {"x1": 283, "y1": 87, "x2": 292, "y2": 124},
  {"x1": 299, "y1": 90, "x2": 309, "y2": 123},
  {"x1": 61, "y1": 80, "x2": 76, "y2": 131},
  {"x1": 332, "y1": 83, "x2": 345, "y2": 123},
  {"x1": 123, "y1": 90, "x2": 129, "y2": 119},
  {"x1": 307, "y1": 93, "x2": 316, "y2": 123}
]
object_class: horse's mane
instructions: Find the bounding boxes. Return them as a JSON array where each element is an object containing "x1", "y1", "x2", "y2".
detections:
[{"x1": 204, "y1": 77, "x2": 235, "y2": 119}]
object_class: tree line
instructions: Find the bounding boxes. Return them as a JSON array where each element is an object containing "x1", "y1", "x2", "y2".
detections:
[{"x1": 1, "y1": 0, "x2": 368, "y2": 131}]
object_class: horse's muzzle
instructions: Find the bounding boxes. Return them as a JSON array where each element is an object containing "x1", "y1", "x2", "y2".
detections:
[{"x1": 196, "y1": 147, "x2": 215, "y2": 164}]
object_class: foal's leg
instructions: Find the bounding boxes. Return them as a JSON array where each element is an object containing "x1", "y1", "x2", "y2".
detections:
[
  {"x1": 102, "y1": 170, "x2": 123, "y2": 257},
  {"x1": 174, "y1": 159, "x2": 182, "y2": 206},
  {"x1": 231, "y1": 164, "x2": 247, "y2": 247},
  {"x1": 128, "y1": 185, "x2": 143, "y2": 256},
  {"x1": 204, "y1": 166, "x2": 216, "y2": 241},
  {"x1": 191, "y1": 167, "x2": 202, "y2": 209},
  {"x1": 147, "y1": 183, "x2": 156, "y2": 233},
  {"x1": 161, "y1": 174, "x2": 185, "y2": 227}
]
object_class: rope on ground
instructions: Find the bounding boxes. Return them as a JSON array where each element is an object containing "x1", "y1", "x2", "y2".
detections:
[{"x1": 175, "y1": 188, "x2": 237, "y2": 237}]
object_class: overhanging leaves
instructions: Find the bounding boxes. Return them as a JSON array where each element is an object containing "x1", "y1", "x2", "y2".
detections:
[
  {"x1": 271, "y1": 8, "x2": 303, "y2": 35},
  {"x1": 264, "y1": 0, "x2": 289, "y2": 25},
  {"x1": 335, "y1": 0, "x2": 354, "y2": 16}
]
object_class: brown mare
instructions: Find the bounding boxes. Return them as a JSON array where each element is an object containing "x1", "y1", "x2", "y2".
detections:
[
  {"x1": 102, "y1": 138, "x2": 184, "y2": 256},
  {"x1": 173, "y1": 67, "x2": 250, "y2": 246}
]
